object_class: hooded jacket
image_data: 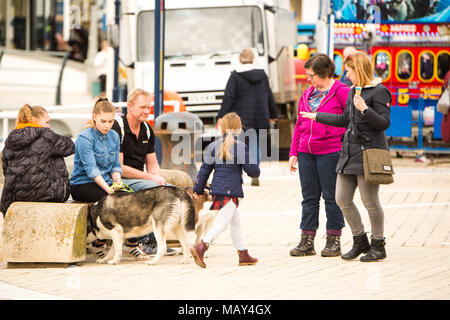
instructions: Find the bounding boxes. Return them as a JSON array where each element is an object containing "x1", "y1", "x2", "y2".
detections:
[
  {"x1": 290, "y1": 80, "x2": 350, "y2": 156},
  {"x1": 316, "y1": 80, "x2": 392, "y2": 175},
  {"x1": 1, "y1": 124, "x2": 75, "y2": 214},
  {"x1": 218, "y1": 65, "x2": 277, "y2": 129}
]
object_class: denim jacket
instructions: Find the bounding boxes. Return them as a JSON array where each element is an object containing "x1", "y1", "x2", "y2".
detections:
[{"x1": 70, "y1": 127, "x2": 122, "y2": 186}]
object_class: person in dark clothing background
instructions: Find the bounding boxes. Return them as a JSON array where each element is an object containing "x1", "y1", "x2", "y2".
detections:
[
  {"x1": 1, "y1": 104, "x2": 75, "y2": 215},
  {"x1": 217, "y1": 48, "x2": 277, "y2": 186}
]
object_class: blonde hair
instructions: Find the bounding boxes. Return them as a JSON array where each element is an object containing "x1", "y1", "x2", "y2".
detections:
[
  {"x1": 239, "y1": 48, "x2": 254, "y2": 64},
  {"x1": 219, "y1": 113, "x2": 242, "y2": 160},
  {"x1": 127, "y1": 88, "x2": 151, "y2": 106},
  {"x1": 86, "y1": 96, "x2": 116, "y2": 128},
  {"x1": 343, "y1": 51, "x2": 374, "y2": 87},
  {"x1": 16, "y1": 104, "x2": 48, "y2": 126}
]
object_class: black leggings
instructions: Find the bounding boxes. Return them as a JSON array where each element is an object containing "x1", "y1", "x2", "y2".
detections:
[
  {"x1": 70, "y1": 183, "x2": 138, "y2": 243},
  {"x1": 70, "y1": 183, "x2": 108, "y2": 203}
]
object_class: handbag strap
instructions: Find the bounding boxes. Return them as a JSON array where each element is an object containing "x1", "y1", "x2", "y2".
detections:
[
  {"x1": 349, "y1": 88, "x2": 388, "y2": 150},
  {"x1": 349, "y1": 88, "x2": 364, "y2": 149}
]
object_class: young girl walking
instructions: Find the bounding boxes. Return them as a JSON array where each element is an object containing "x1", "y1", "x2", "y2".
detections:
[{"x1": 190, "y1": 112, "x2": 260, "y2": 268}]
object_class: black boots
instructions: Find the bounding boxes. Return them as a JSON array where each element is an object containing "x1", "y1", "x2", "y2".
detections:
[
  {"x1": 360, "y1": 238, "x2": 387, "y2": 262},
  {"x1": 341, "y1": 233, "x2": 371, "y2": 260},
  {"x1": 290, "y1": 234, "x2": 316, "y2": 256},
  {"x1": 321, "y1": 235, "x2": 341, "y2": 257}
]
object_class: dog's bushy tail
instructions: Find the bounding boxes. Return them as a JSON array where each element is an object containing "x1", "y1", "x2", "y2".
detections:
[{"x1": 179, "y1": 191, "x2": 196, "y2": 232}]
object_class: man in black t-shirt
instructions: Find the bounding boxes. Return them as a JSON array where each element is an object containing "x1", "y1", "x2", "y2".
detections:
[{"x1": 111, "y1": 88, "x2": 176, "y2": 256}]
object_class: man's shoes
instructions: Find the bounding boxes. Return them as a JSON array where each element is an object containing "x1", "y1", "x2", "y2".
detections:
[
  {"x1": 123, "y1": 243, "x2": 151, "y2": 260},
  {"x1": 87, "y1": 241, "x2": 110, "y2": 259},
  {"x1": 140, "y1": 242, "x2": 177, "y2": 256}
]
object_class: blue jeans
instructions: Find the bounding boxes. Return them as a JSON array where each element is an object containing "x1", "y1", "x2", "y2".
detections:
[
  {"x1": 297, "y1": 152, "x2": 344, "y2": 235},
  {"x1": 122, "y1": 178, "x2": 160, "y2": 191}
]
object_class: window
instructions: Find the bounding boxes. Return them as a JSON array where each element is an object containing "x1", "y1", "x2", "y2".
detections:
[
  {"x1": 437, "y1": 52, "x2": 450, "y2": 81},
  {"x1": 397, "y1": 51, "x2": 413, "y2": 81},
  {"x1": 374, "y1": 51, "x2": 390, "y2": 80},
  {"x1": 419, "y1": 51, "x2": 434, "y2": 81},
  {"x1": 137, "y1": 7, "x2": 264, "y2": 62}
]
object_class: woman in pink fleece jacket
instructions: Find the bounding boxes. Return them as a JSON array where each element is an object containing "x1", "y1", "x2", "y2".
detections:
[{"x1": 289, "y1": 54, "x2": 350, "y2": 258}]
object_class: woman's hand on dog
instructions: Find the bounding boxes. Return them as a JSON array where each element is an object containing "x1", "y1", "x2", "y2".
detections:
[{"x1": 193, "y1": 193, "x2": 200, "y2": 199}]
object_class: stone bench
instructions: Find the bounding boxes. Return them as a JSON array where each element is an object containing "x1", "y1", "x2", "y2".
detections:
[{"x1": 2, "y1": 202, "x2": 89, "y2": 268}]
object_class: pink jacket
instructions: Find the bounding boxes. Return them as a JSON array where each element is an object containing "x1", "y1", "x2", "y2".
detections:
[{"x1": 290, "y1": 80, "x2": 350, "y2": 156}]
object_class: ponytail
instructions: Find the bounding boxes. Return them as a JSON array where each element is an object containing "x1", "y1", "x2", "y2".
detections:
[
  {"x1": 85, "y1": 96, "x2": 116, "y2": 128},
  {"x1": 16, "y1": 104, "x2": 47, "y2": 126},
  {"x1": 218, "y1": 112, "x2": 242, "y2": 161}
]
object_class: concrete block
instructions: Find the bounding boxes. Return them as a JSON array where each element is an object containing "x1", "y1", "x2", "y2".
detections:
[{"x1": 2, "y1": 202, "x2": 88, "y2": 264}]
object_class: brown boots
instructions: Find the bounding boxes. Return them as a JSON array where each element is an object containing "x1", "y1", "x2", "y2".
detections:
[
  {"x1": 238, "y1": 249, "x2": 258, "y2": 266},
  {"x1": 190, "y1": 241, "x2": 258, "y2": 268},
  {"x1": 190, "y1": 240, "x2": 208, "y2": 268}
]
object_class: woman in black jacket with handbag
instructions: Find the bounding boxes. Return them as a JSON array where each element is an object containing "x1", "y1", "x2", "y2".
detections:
[
  {"x1": 1, "y1": 104, "x2": 75, "y2": 215},
  {"x1": 300, "y1": 51, "x2": 392, "y2": 262}
]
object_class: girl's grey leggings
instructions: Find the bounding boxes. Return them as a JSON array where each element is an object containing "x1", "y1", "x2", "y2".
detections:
[{"x1": 335, "y1": 173, "x2": 385, "y2": 240}]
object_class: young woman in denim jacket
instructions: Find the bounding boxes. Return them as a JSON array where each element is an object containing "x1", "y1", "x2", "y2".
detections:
[
  {"x1": 70, "y1": 98, "x2": 122, "y2": 201},
  {"x1": 70, "y1": 98, "x2": 150, "y2": 260}
]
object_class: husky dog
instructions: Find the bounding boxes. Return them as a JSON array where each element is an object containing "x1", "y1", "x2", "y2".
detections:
[{"x1": 88, "y1": 186, "x2": 195, "y2": 265}]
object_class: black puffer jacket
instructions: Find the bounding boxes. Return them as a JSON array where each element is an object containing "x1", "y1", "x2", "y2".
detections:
[
  {"x1": 218, "y1": 68, "x2": 277, "y2": 129},
  {"x1": 316, "y1": 82, "x2": 392, "y2": 175},
  {"x1": 1, "y1": 126, "x2": 75, "y2": 214}
]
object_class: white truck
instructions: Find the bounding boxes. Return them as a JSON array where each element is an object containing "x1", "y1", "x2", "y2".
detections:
[{"x1": 120, "y1": 0, "x2": 298, "y2": 152}]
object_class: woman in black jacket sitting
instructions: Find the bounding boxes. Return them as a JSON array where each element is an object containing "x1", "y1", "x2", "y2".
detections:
[
  {"x1": 1, "y1": 104, "x2": 75, "y2": 215},
  {"x1": 300, "y1": 51, "x2": 392, "y2": 262}
]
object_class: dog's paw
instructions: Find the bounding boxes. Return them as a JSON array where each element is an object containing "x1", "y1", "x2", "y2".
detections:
[
  {"x1": 146, "y1": 259, "x2": 157, "y2": 266},
  {"x1": 96, "y1": 258, "x2": 107, "y2": 264},
  {"x1": 179, "y1": 257, "x2": 190, "y2": 264},
  {"x1": 107, "y1": 259, "x2": 120, "y2": 265}
]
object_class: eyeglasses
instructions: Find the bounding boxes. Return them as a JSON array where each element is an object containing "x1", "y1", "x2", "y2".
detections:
[{"x1": 306, "y1": 73, "x2": 316, "y2": 79}]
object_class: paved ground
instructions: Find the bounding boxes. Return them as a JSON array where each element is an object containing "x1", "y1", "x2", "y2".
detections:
[{"x1": 0, "y1": 157, "x2": 449, "y2": 301}]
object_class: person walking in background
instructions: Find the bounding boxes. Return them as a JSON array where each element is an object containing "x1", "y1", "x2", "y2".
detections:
[
  {"x1": 288, "y1": 54, "x2": 350, "y2": 258},
  {"x1": 70, "y1": 97, "x2": 151, "y2": 261},
  {"x1": 1, "y1": 104, "x2": 74, "y2": 215},
  {"x1": 340, "y1": 46, "x2": 357, "y2": 86},
  {"x1": 217, "y1": 48, "x2": 277, "y2": 186},
  {"x1": 190, "y1": 113, "x2": 260, "y2": 268},
  {"x1": 300, "y1": 51, "x2": 392, "y2": 262},
  {"x1": 94, "y1": 39, "x2": 114, "y2": 95}
]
